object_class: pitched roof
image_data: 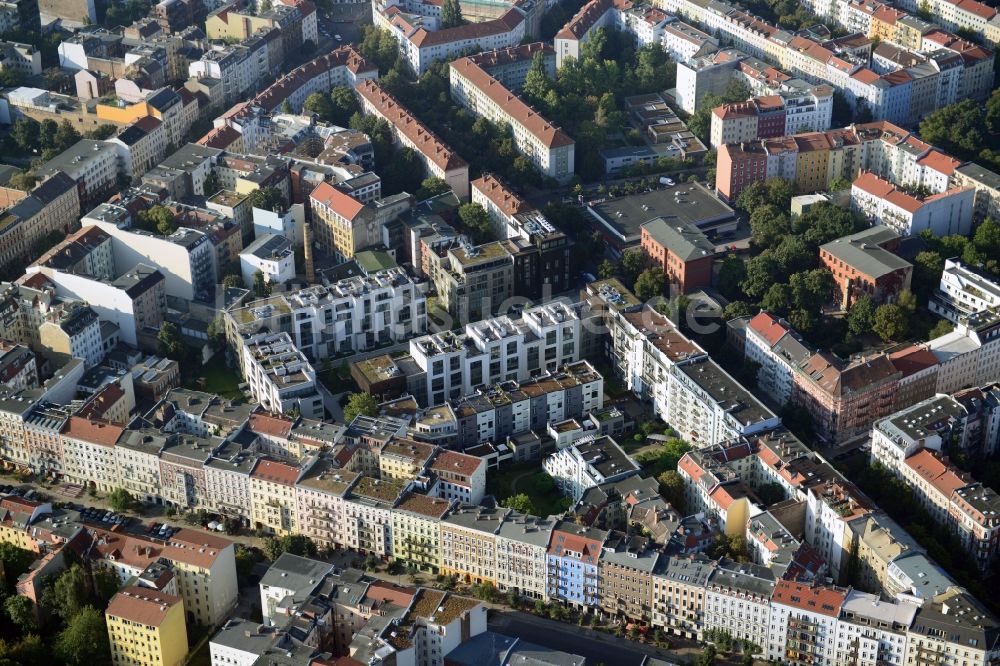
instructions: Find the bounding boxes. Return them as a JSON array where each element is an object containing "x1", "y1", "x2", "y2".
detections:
[
  {"x1": 450, "y1": 57, "x2": 574, "y2": 149},
  {"x1": 250, "y1": 458, "x2": 300, "y2": 486},
  {"x1": 106, "y1": 586, "x2": 182, "y2": 626},
  {"x1": 309, "y1": 181, "x2": 365, "y2": 220},
  {"x1": 904, "y1": 448, "x2": 971, "y2": 497},
  {"x1": 62, "y1": 416, "x2": 124, "y2": 447},
  {"x1": 771, "y1": 580, "x2": 846, "y2": 617},
  {"x1": 471, "y1": 174, "x2": 534, "y2": 217},
  {"x1": 355, "y1": 79, "x2": 468, "y2": 172}
]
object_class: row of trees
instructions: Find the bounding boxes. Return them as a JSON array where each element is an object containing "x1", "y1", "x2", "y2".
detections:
[{"x1": 0, "y1": 543, "x2": 115, "y2": 665}]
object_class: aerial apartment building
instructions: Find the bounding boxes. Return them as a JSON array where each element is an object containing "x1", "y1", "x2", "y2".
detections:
[{"x1": 450, "y1": 56, "x2": 575, "y2": 183}]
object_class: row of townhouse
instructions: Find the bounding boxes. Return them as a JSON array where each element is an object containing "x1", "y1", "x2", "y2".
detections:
[
  {"x1": 371, "y1": 360, "x2": 606, "y2": 454},
  {"x1": 669, "y1": 8, "x2": 992, "y2": 123},
  {"x1": 225, "y1": 265, "x2": 426, "y2": 363},
  {"x1": 800, "y1": 0, "x2": 1000, "y2": 51},
  {"x1": 709, "y1": 85, "x2": 835, "y2": 148},
  {"x1": 373, "y1": 0, "x2": 529, "y2": 75},
  {"x1": 587, "y1": 281, "x2": 780, "y2": 447},
  {"x1": 0, "y1": 494, "x2": 238, "y2": 628},
  {"x1": 733, "y1": 299, "x2": 1000, "y2": 444},
  {"x1": 237, "y1": 555, "x2": 492, "y2": 666},
  {"x1": 0, "y1": 171, "x2": 80, "y2": 276},
  {"x1": 871, "y1": 392, "x2": 1000, "y2": 570},
  {"x1": 449, "y1": 53, "x2": 576, "y2": 183},
  {"x1": 199, "y1": 46, "x2": 378, "y2": 153},
  {"x1": 715, "y1": 119, "x2": 967, "y2": 209},
  {"x1": 354, "y1": 79, "x2": 470, "y2": 200}
]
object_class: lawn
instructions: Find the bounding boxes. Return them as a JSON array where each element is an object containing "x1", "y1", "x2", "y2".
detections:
[
  {"x1": 185, "y1": 355, "x2": 243, "y2": 401},
  {"x1": 488, "y1": 464, "x2": 572, "y2": 517}
]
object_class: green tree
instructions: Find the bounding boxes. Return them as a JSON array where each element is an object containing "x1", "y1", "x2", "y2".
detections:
[
  {"x1": 741, "y1": 254, "x2": 779, "y2": 300},
  {"x1": 54, "y1": 120, "x2": 81, "y2": 152},
  {"x1": 501, "y1": 493, "x2": 536, "y2": 515},
  {"x1": 156, "y1": 322, "x2": 186, "y2": 362},
  {"x1": 757, "y1": 482, "x2": 786, "y2": 505},
  {"x1": 0, "y1": 543, "x2": 34, "y2": 588},
  {"x1": 847, "y1": 294, "x2": 875, "y2": 336},
  {"x1": 913, "y1": 251, "x2": 944, "y2": 299},
  {"x1": 772, "y1": 236, "x2": 815, "y2": 274},
  {"x1": 247, "y1": 186, "x2": 285, "y2": 214},
  {"x1": 657, "y1": 470, "x2": 685, "y2": 512},
  {"x1": 735, "y1": 180, "x2": 769, "y2": 215},
  {"x1": 789, "y1": 269, "x2": 834, "y2": 314},
  {"x1": 717, "y1": 255, "x2": 747, "y2": 300},
  {"x1": 634, "y1": 267, "x2": 665, "y2": 301},
  {"x1": 262, "y1": 534, "x2": 318, "y2": 560},
  {"x1": 457, "y1": 203, "x2": 493, "y2": 244},
  {"x1": 303, "y1": 91, "x2": 335, "y2": 122},
  {"x1": 522, "y1": 51, "x2": 552, "y2": 105},
  {"x1": 357, "y1": 26, "x2": 400, "y2": 74},
  {"x1": 873, "y1": 304, "x2": 908, "y2": 342},
  {"x1": 43, "y1": 564, "x2": 93, "y2": 621},
  {"x1": 4, "y1": 594, "x2": 36, "y2": 632},
  {"x1": 919, "y1": 99, "x2": 985, "y2": 158},
  {"x1": 223, "y1": 274, "x2": 243, "y2": 290},
  {"x1": 928, "y1": 318, "x2": 954, "y2": 339},
  {"x1": 597, "y1": 259, "x2": 617, "y2": 280},
  {"x1": 619, "y1": 248, "x2": 648, "y2": 286},
  {"x1": 441, "y1": 0, "x2": 463, "y2": 27},
  {"x1": 83, "y1": 124, "x2": 118, "y2": 140},
  {"x1": 723, "y1": 300, "x2": 752, "y2": 320},
  {"x1": 92, "y1": 569, "x2": 119, "y2": 605},
  {"x1": 7, "y1": 171, "x2": 36, "y2": 192},
  {"x1": 417, "y1": 178, "x2": 451, "y2": 201},
  {"x1": 343, "y1": 392, "x2": 379, "y2": 424},
  {"x1": 11, "y1": 118, "x2": 40, "y2": 152},
  {"x1": 107, "y1": 488, "x2": 134, "y2": 513},
  {"x1": 749, "y1": 205, "x2": 790, "y2": 248},
  {"x1": 761, "y1": 283, "x2": 792, "y2": 316},
  {"x1": 55, "y1": 607, "x2": 110, "y2": 666},
  {"x1": 330, "y1": 86, "x2": 360, "y2": 127},
  {"x1": 135, "y1": 205, "x2": 177, "y2": 235},
  {"x1": 0, "y1": 68, "x2": 23, "y2": 86},
  {"x1": 252, "y1": 270, "x2": 271, "y2": 298}
]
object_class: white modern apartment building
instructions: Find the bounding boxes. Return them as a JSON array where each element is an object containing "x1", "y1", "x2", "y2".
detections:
[
  {"x1": 851, "y1": 172, "x2": 975, "y2": 237},
  {"x1": 870, "y1": 394, "x2": 969, "y2": 472},
  {"x1": 83, "y1": 205, "x2": 218, "y2": 302},
  {"x1": 666, "y1": 356, "x2": 781, "y2": 448},
  {"x1": 703, "y1": 561, "x2": 775, "y2": 653},
  {"x1": 240, "y1": 332, "x2": 323, "y2": 420},
  {"x1": 407, "y1": 300, "x2": 583, "y2": 406},
  {"x1": 450, "y1": 56, "x2": 575, "y2": 183},
  {"x1": 741, "y1": 311, "x2": 812, "y2": 407},
  {"x1": 375, "y1": 2, "x2": 526, "y2": 75},
  {"x1": 930, "y1": 259, "x2": 1000, "y2": 324},
  {"x1": 239, "y1": 234, "x2": 295, "y2": 289},
  {"x1": 227, "y1": 267, "x2": 426, "y2": 363},
  {"x1": 542, "y1": 435, "x2": 640, "y2": 500}
]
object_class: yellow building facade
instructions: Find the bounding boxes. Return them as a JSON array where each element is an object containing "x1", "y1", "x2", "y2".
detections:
[{"x1": 106, "y1": 586, "x2": 188, "y2": 666}]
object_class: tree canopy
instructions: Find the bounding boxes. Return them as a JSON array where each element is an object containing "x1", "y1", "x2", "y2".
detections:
[{"x1": 343, "y1": 392, "x2": 379, "y2": 424}]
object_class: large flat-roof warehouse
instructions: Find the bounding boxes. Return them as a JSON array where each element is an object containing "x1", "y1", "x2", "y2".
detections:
[{"x1": 584, "y1": 182, "x2": 736, "y2": 253}]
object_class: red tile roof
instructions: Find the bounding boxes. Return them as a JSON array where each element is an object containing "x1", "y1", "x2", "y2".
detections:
[
  {"x1": 450, "y1": 57, "x2": 574, "y2": 149},
  {"x1": 249, "y1": 411, "x2": 295, "y2": 439},
  {"x1": 471, "y1": 174, "x2": 534, "y2": 217},
  {"x1": 904, "y1": 449, "x2": 971, "y2": 497},
  {"x1": 430, "y1": 450, "x2": 482, "y2": 478},
  {"x1": 888, "y1": 345, "x2": 938, "y2": 377},
  {"x1": 309, "y1": 181, "x2": 365, "y2": 220},
  {"x1": 748, "y1": 311, "x2": 789, "y2": 347},
  {"x1": 62, "y1": 416, "x2": 124, "y2": 447},
  {"x1": 250, "y1": 458, "x2": 301, "y2": 486},
  {"x1": 106, "y1": 586, "x2": 182, "y2": 626},
  {"x1": 771, "y1": 580, "x2": 846, "y2": 617},
  {"x1": 355, "y1": 79, "x2": 468, "y2": 172}
]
